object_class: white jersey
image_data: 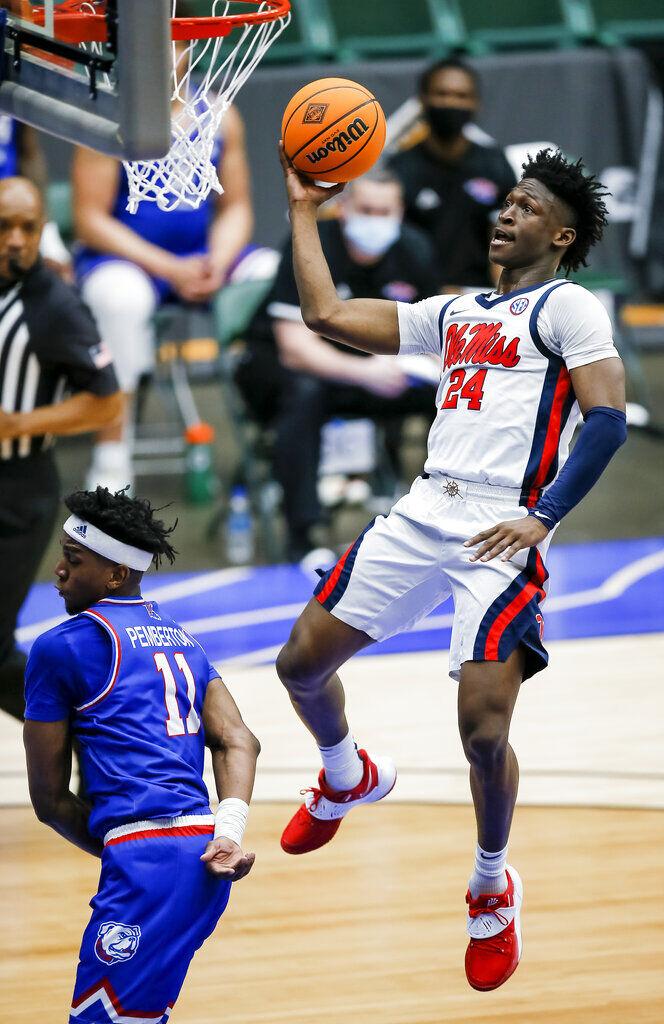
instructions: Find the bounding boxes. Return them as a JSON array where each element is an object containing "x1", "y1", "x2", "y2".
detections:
[{"x1": 397, "y1": 279, "x2": 620, "y2": 505}]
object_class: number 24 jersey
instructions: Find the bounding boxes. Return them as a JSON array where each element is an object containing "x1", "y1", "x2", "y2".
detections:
[{"x1": 397, "y1": 279, "x2": 620, "y2": 505}]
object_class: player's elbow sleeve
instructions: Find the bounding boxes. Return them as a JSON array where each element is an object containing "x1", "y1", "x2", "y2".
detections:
[
  {"x1": 529, "y1": 406, "x2": 626, "y2": 528},
  {"x1": 582, "y1": 405, "x2": 627, "y2": 450}
]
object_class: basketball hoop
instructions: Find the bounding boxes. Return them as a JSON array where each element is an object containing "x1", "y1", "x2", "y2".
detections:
[{"x1": 34, "y1": 1, "x2": 291, "y2": 212}]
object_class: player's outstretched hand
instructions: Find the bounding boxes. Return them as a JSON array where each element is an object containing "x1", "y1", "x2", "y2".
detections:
[
  {"x1": 465, "y1": 515, "x2": 550, "y2": 563},
  {"x1": 200, "y1": 837, "x2": 256, "y2": 881},
  {"x1": 278, "y1": 142, "x2": 345, "y2": 207}
]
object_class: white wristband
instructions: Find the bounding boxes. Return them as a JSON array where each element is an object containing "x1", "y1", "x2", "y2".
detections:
[{"x1": 214, "y1": 798, "x2": 249, "y2": 846}]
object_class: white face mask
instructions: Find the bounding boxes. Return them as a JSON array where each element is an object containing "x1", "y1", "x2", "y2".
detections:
[{"x1": 342, "y1": 213, "x2": 401, "y2": 258}]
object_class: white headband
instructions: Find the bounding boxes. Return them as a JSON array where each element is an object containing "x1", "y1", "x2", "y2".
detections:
[{"x1": 63, "y1": 515, "x2": 153, "y2": 572}]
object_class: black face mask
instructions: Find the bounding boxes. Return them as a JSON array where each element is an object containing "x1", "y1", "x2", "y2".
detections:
[{"x1": 424, "y1": 104, "x2": 473, "y2": 140}]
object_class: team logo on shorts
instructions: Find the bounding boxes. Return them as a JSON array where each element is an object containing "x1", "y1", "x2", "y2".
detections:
[
  {"x1": 94, "y1": 922, "x2": 141, "y2": 965},
  {"x1": 509, "y1": 297, "x2": 529, "y2": 315},
  {"x1": 303, "y1": 102, "x2": 328, "y2": 124}
]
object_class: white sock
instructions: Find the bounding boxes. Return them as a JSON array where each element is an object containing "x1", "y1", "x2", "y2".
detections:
[
  {"x1": 319, "y1": 731, "x2": 363, "y2": 792},
  {"x1": 469, "y1": 843, "x2": 508, "y2": 899}
]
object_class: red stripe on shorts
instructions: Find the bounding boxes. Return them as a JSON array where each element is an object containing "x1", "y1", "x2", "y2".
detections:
[
  {"x1": 484, "y1": 551, "x2": 547, "y2": 660},
  {"x1": 106, "y1": 824, "x2": 215, "y2": 846},
  {"x1": 315, "y1": 540, "x2": 355, "y2": 605}
]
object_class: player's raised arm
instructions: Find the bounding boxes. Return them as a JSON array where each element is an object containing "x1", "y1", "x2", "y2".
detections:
[
  {"x1": 279, "y1": 144, "x2": 400, "y2": 355},
  {"x1": 200, "y1": 677, "x2": 261, "y2": 880}
]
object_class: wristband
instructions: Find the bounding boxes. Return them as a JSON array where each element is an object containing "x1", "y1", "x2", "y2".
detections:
[
  {"x1": 527, "y1": 508, "x2": 556, "y2": 529},
  {"x1": 214, "y1": 798, "x2": 249, "y2": 846}
]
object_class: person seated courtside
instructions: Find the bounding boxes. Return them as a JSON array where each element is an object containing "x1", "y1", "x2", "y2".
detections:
[
  {"x1": 236, "y1": 169, "x2": 439, "y2": 562},
  {"x1": 72, "y1": 30, "x2": 256, "y2": 494}
]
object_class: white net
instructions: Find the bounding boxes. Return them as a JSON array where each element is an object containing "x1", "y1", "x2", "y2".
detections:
[{"x1": 123, "y1": 1, "x2": 290, "y2": 213}]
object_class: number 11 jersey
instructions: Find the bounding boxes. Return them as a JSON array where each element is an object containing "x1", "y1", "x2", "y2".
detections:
[
  {"x1": 397, "y1": 279, "x2": 620, "y2": 505},
  {"x1": 25, "y1": 595, "x2": 216, "y2": 839}
]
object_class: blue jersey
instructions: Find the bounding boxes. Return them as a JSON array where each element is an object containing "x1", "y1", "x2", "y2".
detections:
[
  {"x1": 74, "y1": 133, "x2": 223, "y2": 300},
  {"x1": 25, "y1": 595, "x2": 217, "y2": 839},
  {"x1": 0, "y1": 115, "x2": 19, "y2": 178}
]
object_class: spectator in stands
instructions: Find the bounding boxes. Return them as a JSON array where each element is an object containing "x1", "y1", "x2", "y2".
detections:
[
  {"x1": 388, "y1": 57, "x2": 516, "y2": 290},
  {"x1": 72, "y1": 95, "x2": 255, "y2": 492},
  {"x1": 236, "y1": 169, "x2": 439, "y2": 562},
  {"x1": 0, "y1": 115, "x2": 71, "y2": 278}
]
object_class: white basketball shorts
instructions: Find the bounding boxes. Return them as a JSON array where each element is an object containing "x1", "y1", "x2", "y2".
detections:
[{"x1": 313, "y1": 473, "x2": 553, "y2": 681}]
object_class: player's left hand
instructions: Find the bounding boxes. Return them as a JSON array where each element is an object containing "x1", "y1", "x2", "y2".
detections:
[
  {"x1": 200, "y1": 837, "x2": 256, "y2": 881},
  {"x1": 465, "y1": 515, "x2": 550, "y2": 563}
]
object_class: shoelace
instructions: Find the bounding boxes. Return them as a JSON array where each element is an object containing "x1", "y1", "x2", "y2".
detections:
[
  {"x1": 467, "y1": 904, "x2": 510, "y2": 928},
  {"x1": 301, "y1": 786, "x2": 322, "y2": 812}
]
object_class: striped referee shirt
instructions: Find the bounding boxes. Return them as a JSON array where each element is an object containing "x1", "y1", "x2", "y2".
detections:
[{"x1": 0, "y1": 260, "x2": 118, "y2": 461}]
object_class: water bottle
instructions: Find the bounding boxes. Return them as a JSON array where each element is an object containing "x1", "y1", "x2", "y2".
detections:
[
  {"x1": 184, "y1": 422, "x2": 218, "y2": 505},
  {"x1": 225, "y1": 486, "x2": 254, "y2": 565}
]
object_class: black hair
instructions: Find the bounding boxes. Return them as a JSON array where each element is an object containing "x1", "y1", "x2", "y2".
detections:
[
  {"x1": 64, "y1": 487, "x2": 178, "y2": 570},
  {"x1": 419, "y1": 58, "x2": 480, "y2": 98},
  {"x1": 520, "y1": 148, "x2": 609, "y2": 274}
]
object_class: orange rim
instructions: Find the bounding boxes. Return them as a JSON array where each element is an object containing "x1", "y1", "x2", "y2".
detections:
[{"x1": 28, "y1": 1, "x2": 290, "y2": 44}]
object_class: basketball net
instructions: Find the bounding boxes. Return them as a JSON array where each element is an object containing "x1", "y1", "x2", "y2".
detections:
[{"x1": 123, "y1": 1, "x2": 290, "y2": 213}]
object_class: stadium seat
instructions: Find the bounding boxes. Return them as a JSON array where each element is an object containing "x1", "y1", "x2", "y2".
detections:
[
  {"x1": 458, "y1": 0, "x2": 592, "y2": 54},
  {"x1": 326, "y1": 0, "x2": 462, "y2": 60},
  {"x1": 591, "y1": 1, "x2": 664, "y2": 45},
  {"x1": 253, "y1": 0, "x2": 335, "y2": 65},
  {"x1": 185, "y1": 0, "x2": 333, "y2": 68}
]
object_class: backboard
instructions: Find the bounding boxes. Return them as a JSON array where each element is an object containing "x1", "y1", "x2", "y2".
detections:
[{"x1": 0, "y1": 1, "x2": 172, "y2": 159}]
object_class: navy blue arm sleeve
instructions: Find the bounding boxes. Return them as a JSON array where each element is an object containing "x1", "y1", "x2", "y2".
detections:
[{"x1": 529, "y1": 406, "x2": 627, "y2": 529}]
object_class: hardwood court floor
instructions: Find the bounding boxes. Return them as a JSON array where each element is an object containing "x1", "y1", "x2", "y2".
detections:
[{"x1": 3, "y1": 803, "x2": 663, "y2": 1024}]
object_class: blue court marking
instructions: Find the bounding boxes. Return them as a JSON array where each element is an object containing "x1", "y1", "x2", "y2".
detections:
[{"x1": 17, "y1": 537, "x2": 664, "y2": 667}]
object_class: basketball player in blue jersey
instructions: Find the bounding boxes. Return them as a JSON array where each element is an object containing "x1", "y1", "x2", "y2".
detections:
[
  {"x1": 274, "y1": 146, "x2": 627, "y2": 992},
  {"x1": 24, "y1": 487, "x2": 260, "y2": 1024}
]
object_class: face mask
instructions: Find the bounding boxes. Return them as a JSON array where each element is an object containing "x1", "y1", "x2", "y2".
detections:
[
  {"x1": 342, "y1": 213, "x2": 401, "y2": 258},
  {"x1": 424, "y1": 104, "x2": 472, "y2": 140}
]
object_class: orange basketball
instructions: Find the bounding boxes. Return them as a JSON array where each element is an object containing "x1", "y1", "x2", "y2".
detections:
[{"x1": 282, "y1": 77, "x2": 386, "y2": 183}]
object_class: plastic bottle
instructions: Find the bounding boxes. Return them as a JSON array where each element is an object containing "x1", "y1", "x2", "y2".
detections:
[
  {"x1": 184, "y1": 422, "x2": 218, "y2": 505},
  {"x1": 225, "y1": 486, "x2": 254, "y2": 565}
]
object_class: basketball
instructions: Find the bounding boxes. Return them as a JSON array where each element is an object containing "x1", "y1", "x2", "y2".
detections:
[{"x1": 281, "y1": 77, "x2": 386, "y2": 183}]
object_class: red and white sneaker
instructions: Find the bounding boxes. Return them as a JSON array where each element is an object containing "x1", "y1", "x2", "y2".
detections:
[
  {"x1": 280, "y1": 748, "x2": 397, "y2": 855},
  {"x1": 464, "y1": 865, "x2": 523, "y2": 991}
]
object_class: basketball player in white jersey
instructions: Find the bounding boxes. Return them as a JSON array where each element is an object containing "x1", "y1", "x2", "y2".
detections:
[{"x1": 275, "y1": 146, "x2": 626, "y2": 991}]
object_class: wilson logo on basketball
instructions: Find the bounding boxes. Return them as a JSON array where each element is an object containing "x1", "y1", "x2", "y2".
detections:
[
  {"x1": 305, "y1": 117, "x2": 370, "y2": 164},
  {"x1": 444, "y1": 322, "x2": 521, "y2": 370},
  {"x1": 303, "y1": 102, "x2": 329, "y2": 124}
]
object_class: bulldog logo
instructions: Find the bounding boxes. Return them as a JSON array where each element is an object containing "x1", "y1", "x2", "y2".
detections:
[{"x1": 94, "y1": 922, "x2": 141, "y2": 965}]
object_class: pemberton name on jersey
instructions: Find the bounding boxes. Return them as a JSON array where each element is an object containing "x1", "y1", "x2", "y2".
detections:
[
  {"x1": 444, "y1": 321, "x2": 522, "y2": 371},
  {"x1": 124, "y1": 625, "x2": 195, "y2": 649}
]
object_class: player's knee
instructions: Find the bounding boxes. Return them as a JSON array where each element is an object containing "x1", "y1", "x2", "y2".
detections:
[
  {"x1": 460, "y1": 713, "x2": 510, "y2": 771},
  {"x1": 276, "y1": 633, "x2": 325, "y2": 699}
]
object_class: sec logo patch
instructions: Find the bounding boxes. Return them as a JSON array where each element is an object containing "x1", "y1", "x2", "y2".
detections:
[{"x1": 510, "y1": 297, "x2": 529, "y2": 315}]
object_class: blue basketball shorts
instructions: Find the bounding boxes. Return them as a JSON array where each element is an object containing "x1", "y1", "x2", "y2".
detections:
[{"x1": 69, "y1": 814, "x2": 231, "y2": 1024}]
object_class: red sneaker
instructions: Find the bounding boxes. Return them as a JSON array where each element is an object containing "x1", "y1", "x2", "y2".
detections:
[
  {"x1": 464, "y1": 866, "x2": 523, "y2": 991},
  {"x1": 280, "y1": 749, "x2": 397, "y2": 855}
]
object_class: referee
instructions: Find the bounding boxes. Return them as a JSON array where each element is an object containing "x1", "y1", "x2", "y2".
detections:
[{"x1": 0, "y1": 176, "x2": 121, "y2": 722}]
